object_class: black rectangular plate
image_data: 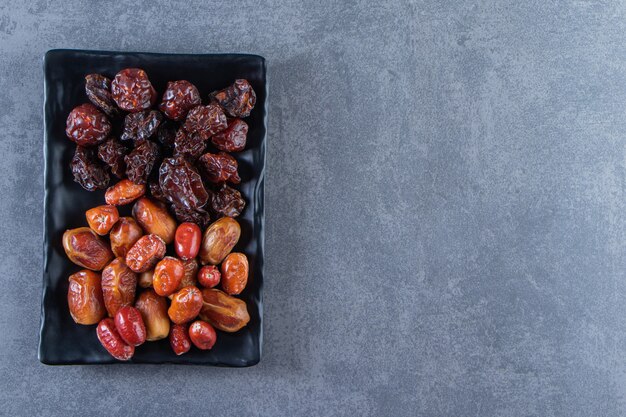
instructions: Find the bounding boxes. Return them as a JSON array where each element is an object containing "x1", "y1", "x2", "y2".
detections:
[{"x1": 39, "y1": 49, "x2": 266, "y2": 366}]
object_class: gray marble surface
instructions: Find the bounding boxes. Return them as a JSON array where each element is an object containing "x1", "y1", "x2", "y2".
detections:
[{"x1": 1, "y1": 1, "x2": 625, "y2": 416}]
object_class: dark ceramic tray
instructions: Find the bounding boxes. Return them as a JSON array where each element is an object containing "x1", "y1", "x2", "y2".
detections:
[{"x1": 39, "y1": 49, "x2": 266, "y2": 366}]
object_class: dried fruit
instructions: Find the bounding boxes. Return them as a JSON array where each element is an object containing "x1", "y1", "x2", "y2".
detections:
[
  {"x1": 172, "y1": 205, "x2": 212, "y2": 229},
  {"x1": 173, "y1": 127, "x2": 206, "y2": 159},
  {"x1": 132, "y1": 197, "x2": 176, "y2": 244},
  {"x1": 63, "y1": 227, "x2": 114, "y2": 271},
  {"x1": 159, "y1": 80, "x2": 201, "y2": 121},
  {"x1": 183, "y1": 103, "x2": 227, "y2": 140},
  {"x1": 199, "y1": 288, "x2": 250, "y2": 332},
  {"x1": 189, "y1": 320, "x2": 217, "y2": 350},
  {"x1": 210, "y1": 184, "x2": 245, "y2": 217},
  {"x1": 211, "y1": 118, "x2": 248, "y2": 152},
  {"x1": 66, "y1": 103, "x2": 111, "y2": 146},
  {"x1": 139, "y1": 269, "x2": 154, "y2": 288},
  {"x1": 109, "y1": 217, "x2": 143, "y2": 258},
  {"x1": 157, "y1": 120, "x2": 177, "y2": 149},
  {"x1": 168, "y1": 286, "x2": 203, "y2": 324},
  {"x1": 85, "y1": 74, "x2": 119, "y2": 118},
  {"x1": 159, "y1": 156, "x2": 209, "y2": 211},
  {"x1": 221, "y1": 252, "x2": 249, "y2": 295},
  {"x1": 101, "y1": 257, "x2": 138, "y2": 317},
  {"x1": 120, "y1": 110, "x2": 163, "y2": 142},
  {"x1": 114, "y1": 306, "x2": 146, "y2": 346},
  {"x1": 197, "y1": 265, "x2": 220, "y2": 288},
  {"x1": 71, "y1": 146, "x2": 110, "y2": 191},
  {"x1": 97, "y1": 318, "x2": 135, "y2": 360},
  {"x1": 67, "y1": 270, "x2": 106, "y2": 325},
  {"x1": 125, "y1": 140, "x2": 160, "y2": 184},
  {"x1": 199, "y1": 217, "x2": 241, "y2": 265},
  {"x1": 85, "y1": 204, "x2": 119, "y2": 235},
  {"x1": 97, "y1": 137, "x2": 128, "y2": 178},
  {"x1": 111, "y1": 68, "x2": 156, "y2": 112},
  {"x1": 126, "y1": 234, "x2": 167, "y2": 273},
  {"x1": 153, "y1": 256, "x2": 184, "y2": 296},
  {"x1": 210, "y1": 79, "x2": 256, "y2": 118},
  {"x1": 135, "y1": 289, "x2": 170, "y2": 341},
  {"x1": 169, "y1": 323, "x2": 191, "y2": 355},
  {"x1": 175, "y1": 222, "x2": 201, "y2": 260},
  {"x1": 105, "y1": 179, "x2": 146, "y2": 205},
  {"x1": 178, "y1": 258, "x2": 199, "y2": 291},
  {"x1": 198, "y1": 152, "x2": 240, "y2": 184}
]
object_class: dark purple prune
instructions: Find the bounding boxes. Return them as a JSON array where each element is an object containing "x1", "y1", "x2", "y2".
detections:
[
  {"x1": 210, "y1": 79, "x2": 256, "y2": 118},
  {"x1": 85, "y1": 74, "x2": 119, "y2": 118},
  {"x1": 120, "y1": 110, "x2": 163, "y2": 142},
  {"x1": 148, "y1": 177, "x2": 169, "y2": 203},
  {"x1": 210, "y1": 119, "x2": 248, "y2": 152},
  {"x1": 172, "y1": 205, "x2": 212, "y2": 229},
  {"x1": 97, "y1": 138, "x2": 129, "y2": 178},
  {"x1": 173, "y1": 128, "x2": 206, "y2": 160},
  {"x1": 159, "y1": 80, "x2": 201, "y2": 121},
  {"x1": 66, "y1": 103, "x2": 111, "y2": 147},
  {"x1": 159, "y1": 156, "x2": 209, "y2": 211},
  {"x1": 157, "y1": 121, "x2": 177, "y2": 150},
  {"x1": 71, "y1": 146, "x2": 110, "y2": 191},
  {"x1": 183, "y1": 104, "x2": 227, "y2": 141},
  {"x1": 210, "y1": 184, "x2": 245, "y2": 217},
  {"x1": 198, "y1": 152, "x2": 240, "y2": 184},
  {"x1": 111, "y1": 68, "x2": 157, "y2": 113},
  {"x1": 125, "y1": 140, "x2": 160, "y2": 184}
]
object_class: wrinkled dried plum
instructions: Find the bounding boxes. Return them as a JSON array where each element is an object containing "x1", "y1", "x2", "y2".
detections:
[
  {"x1": 210, "y1": 79, "x2": 256, "y2": 118},
  {"x1": 157, "y1": 120, "x2": 177, "y2": 150},
  {"x1": 159, "y1": 156, "x2": 208, "y2": 211},
  {"x1": 125, "y1": 140, "x2": 160, "y2": 184},
  {"x1": 210, "y1": 184, "x2": 245, "y2": 217},
  {"x1": 173, "y1": 128, "x2": 206, "y2": 160},
  {"x1": 66, "y1": 103, "x2": 111, "y2": 147},
  {"x1": 148, "y1": 177, "x2": 168, "y2": 203},
  {"x1": 85, "y1": 74, "x2": 119, "y2": 118},
  {"x1": 211, "y1": 119, "x2": 248, "y2": 152},
  {"x1": 120, "y1": 110, "x2": 163, "y2": 142},
  {"x1": 198, "y1": 152, "x2": 240, "y2": 184},
  {"x1": 97, "y1": 138, "x2": 128, "y2": 178},
  {"x1": 183, "y1": 104, "x2": 227, "y2": 141},
  {"x1": 111, "y1": 68, "x2": 157, "y2": 112},
  {"x1": 159, "y1": 80, "x2": 201, "y2": 121},
  {"x1": 71, "y1": 146, "x2": 110, "y2": 191},
  {"x1": 172, "y1": 205, "x2": 212, "y2": 229}
]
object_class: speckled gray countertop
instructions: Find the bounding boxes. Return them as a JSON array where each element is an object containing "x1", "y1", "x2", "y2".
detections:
[{"x1": 1, "y1": 1, "x2": 625, "y2": 416}]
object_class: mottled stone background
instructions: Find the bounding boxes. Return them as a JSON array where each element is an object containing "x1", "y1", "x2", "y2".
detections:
[{"x1": 0, "y1": 1, "x2": 625, "y2": 416}]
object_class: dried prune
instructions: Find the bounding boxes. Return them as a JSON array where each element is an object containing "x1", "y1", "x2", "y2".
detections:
[
  {"x1": 111, "y1": 68, "x2": 156, "y2": 112},
  {"x1": 159, "y1": 156, "x2": 209, "y2": 211},
  {"x1": 97, "y1": 138, "x2": 128, "y2": 179},
  {"x1": 174, "y1": 127, "x2": 206, "y2": 160},
  {"x1": 120, "y1": 110, "x2": 163, "y2": 142},
  {"x1": 171, "y1": 205, "x2": 212, "y2": 229},
  {"x1": 125, "y1": 140, "x2": 160, "y2": 184},
  {"x1": 159, "y1": 80, "x2": 201, "y2": 121},
  {"x1": 148, "y1": 177, "x2": 168, "y2": 203},
  {"x1": 66, "y1": 103, "x2": 111, "y2": 146},
  {"x1": 211, "y1": 119, "x2": 248, "y2": 152},
  {"x1": 198, "y1": 152, "x2": 240, "y2": 184},
  {"x1": 210, "y1": 79, "x2": 256, "y2": 118},
  {"x1": 157, "y1": 120, "x2": 177, "y2": 149},
  {"x1": 71, "y1": 146, "x2": 110, "y2": 191},
  {"x1": 210, "y1": 184, "x2": 245, "y2": 217},
  {"x1": 183, "y1": 103, "x2": 227, "y2": 140},
  {"x1": 85, "y1": 74, "x2": 119, "y2": 118}
]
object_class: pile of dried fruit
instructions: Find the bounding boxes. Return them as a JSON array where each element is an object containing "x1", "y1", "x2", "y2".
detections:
[{"x1": 63, "y1": 68, "x2": 256, "y2": 360}]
